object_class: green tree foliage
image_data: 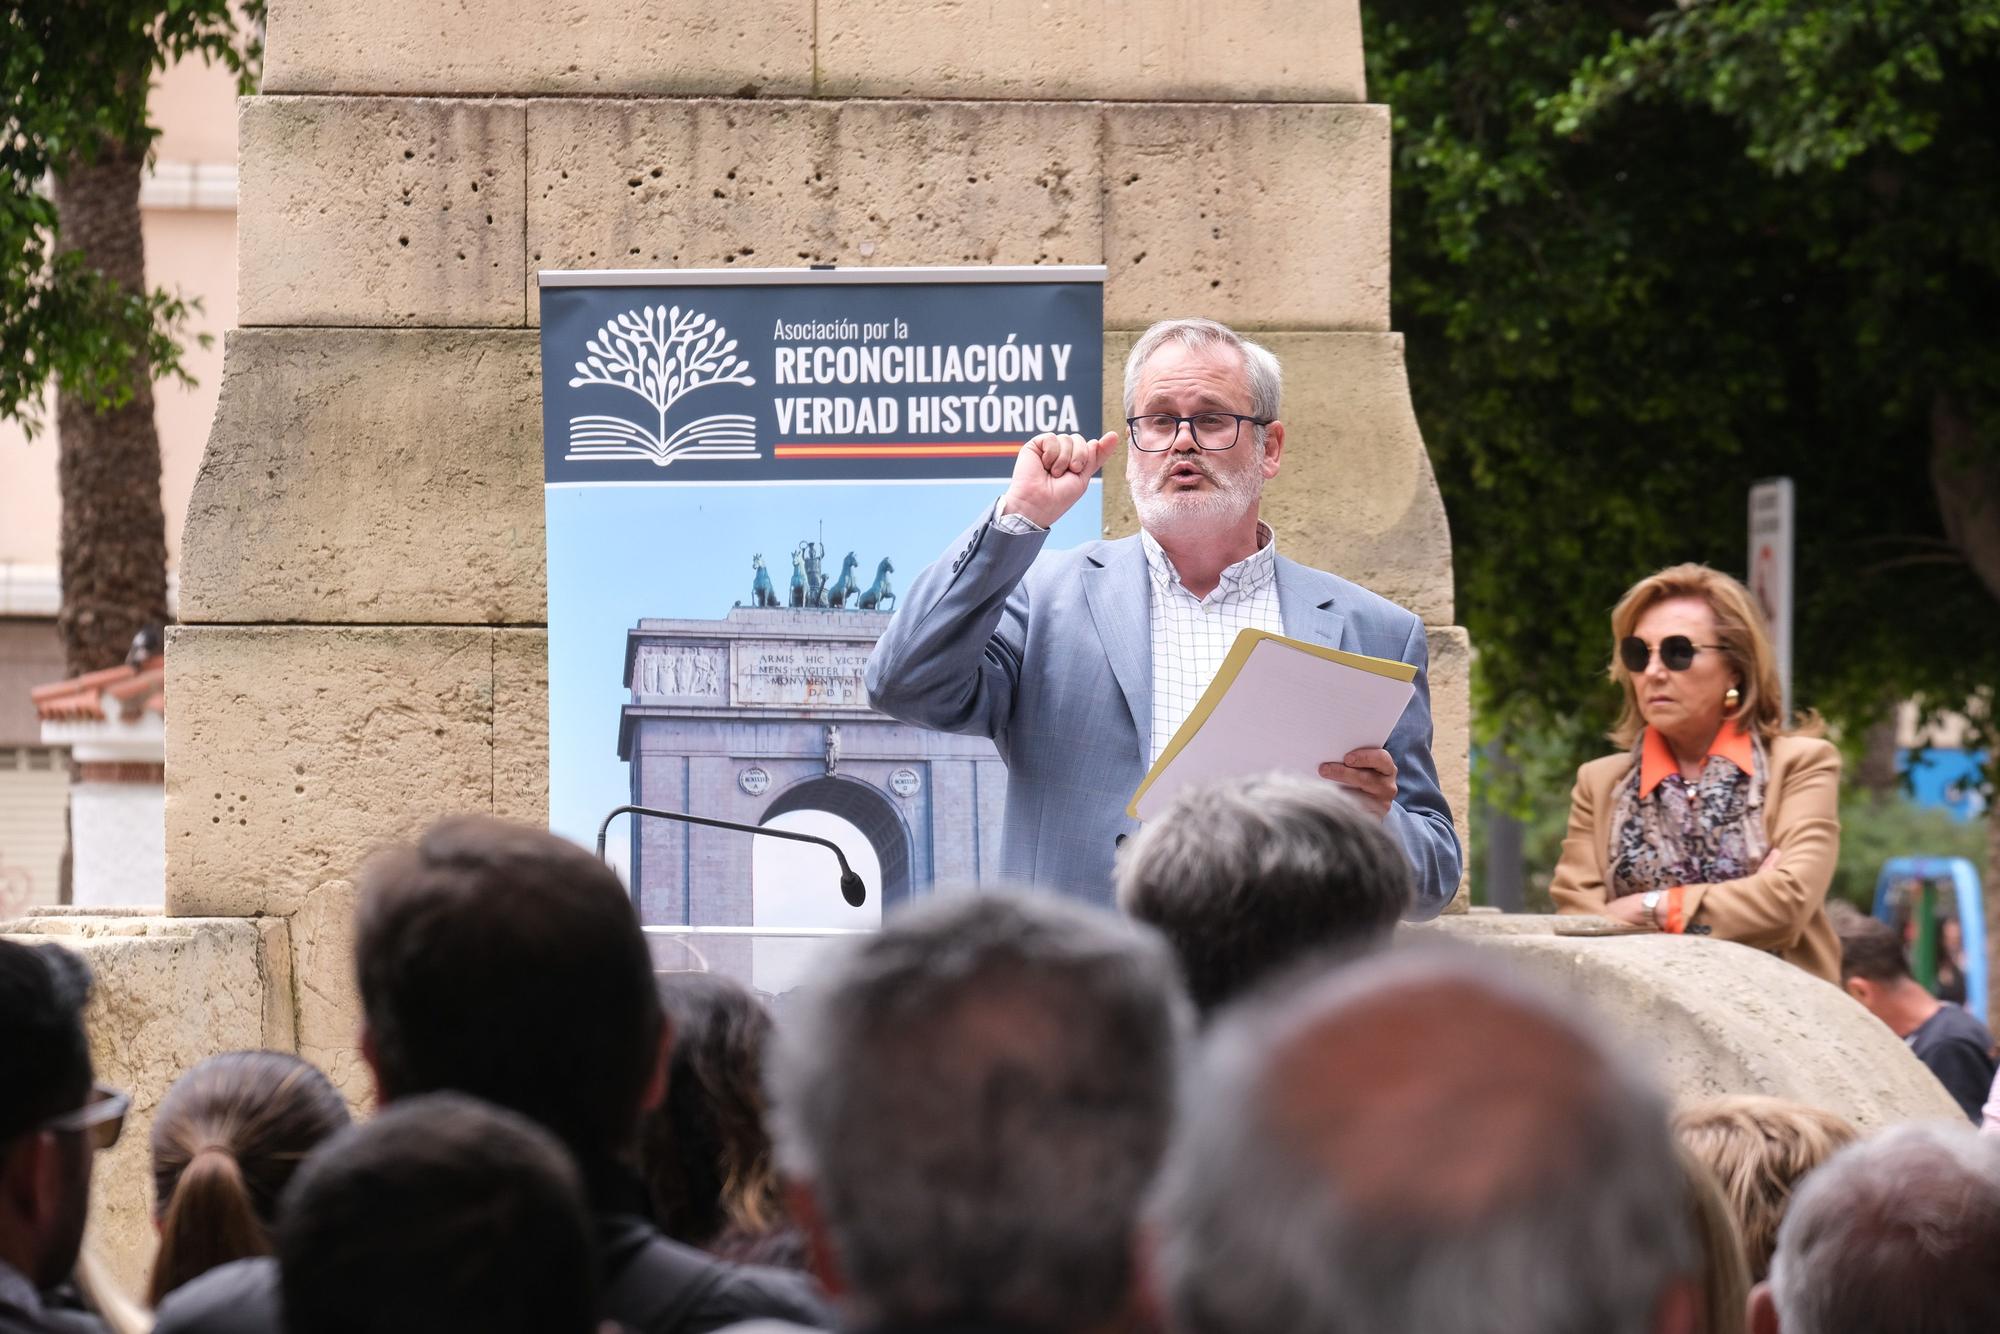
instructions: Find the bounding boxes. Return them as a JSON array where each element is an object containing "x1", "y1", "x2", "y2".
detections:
[
  {"x1": 1365, "y1": 0, "x2": 2000, "y2": 778},
  {"x1": 1, "y1": 1, "x2": 262, "y2": 437}
]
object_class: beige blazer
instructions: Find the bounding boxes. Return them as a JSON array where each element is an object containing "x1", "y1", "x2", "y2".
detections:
[{"x1": 1550, "y1": 734, "x2": 1842, "y2": 985}]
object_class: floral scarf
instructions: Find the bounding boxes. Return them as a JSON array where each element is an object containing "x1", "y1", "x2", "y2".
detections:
[{"x1": 1607, "y1": 732, "x2": 1768, "y2": 899}]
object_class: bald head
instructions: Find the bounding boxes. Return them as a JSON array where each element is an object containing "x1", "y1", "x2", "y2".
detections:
[{"x1": 1151, "y1": 949, "x2": 1697, "y2": 1334}]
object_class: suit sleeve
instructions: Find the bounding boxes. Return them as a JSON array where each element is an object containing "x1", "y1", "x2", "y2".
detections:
[
  {"x1": 863, "y1": 506, "x2": 1044, "y2": 748},
  {"x1": 1671, "y1": 742, "x2": 1841, "y2": 951},
  {"x1": 1549, "y1": 769, "x2": 1612, "y2": 915},
  {"x1": 1382, "y1": 617, "x2": 1463, "y2": 921}
]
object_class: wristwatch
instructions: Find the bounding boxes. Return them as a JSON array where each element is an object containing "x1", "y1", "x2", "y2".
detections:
[{"x1": 1641, "y1": 890, "x2": 1663, "y2": 930}]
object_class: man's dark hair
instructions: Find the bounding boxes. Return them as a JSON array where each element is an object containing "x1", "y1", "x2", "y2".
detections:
[
  {"x1": 1832, "y1": 905, "x2": 1912, "y2": 985},
  {"x1": 1114, "y1": 773, "x2": 1412, "y2": 1012},
  {"x1": 278, "y1": 1093, "x2": 598, "y2": 1334},
  {"x1": 353, "y1": 816, "x2": 663, "y2": 1158},
  {"x1": 0, "y1": 940, "x2": 94, "y2": 1143}
]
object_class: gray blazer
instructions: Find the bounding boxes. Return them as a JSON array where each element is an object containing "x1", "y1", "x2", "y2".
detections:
[{"x1": 865, "y1": 512, "x2": 1461, "y2": 914}]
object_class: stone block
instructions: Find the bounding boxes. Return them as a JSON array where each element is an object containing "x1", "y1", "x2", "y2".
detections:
[
  {"x1": 264, "y1": 0, "x2": 813, "y2": 97},
  {"x1": 1103, "y1": 103, "x2": 1389, "y2": 331},
  {"x1": 0, "y1": 914, "x2": 290, "y2": 1296},
  {"x1": 292, "y1": 877, "x2": 371, "y2": 1108},
  {"x1": 526, "y1": 99, "x2": 1102, "y2": 320},
  {"x1": 180, "y1": 330, "x2": 544, "y2": 625},
  {"x1": 1427, "y1": 625, "x2": 1472, "y2": 911},
  {"x1": 1433, "y1": 918, "x2": 1967, "y2": 1129},
  {"x1": 1103, "y1": 331, "x2": 1453, "y2": 624},
  {"x1": 817, "y1": 0, "x2": 1364, "y2": 103},
  {"x1": 240, "y1": 97, "x2": 527, "y2": 327},
  {"x1": 494, "y1": 629, "x2": 550, "y2": 824},
  {"x1": 166, "y1": 626, "x2": 501, "y2": 919}
]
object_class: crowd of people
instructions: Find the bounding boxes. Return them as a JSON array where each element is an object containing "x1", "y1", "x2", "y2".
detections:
[
  {"x1": 6, "y1": 317, "x2": 1998, "y2": 1333},
  {"x1": 6, "y1": 783, "x2": 2000, "y2": 1334}
]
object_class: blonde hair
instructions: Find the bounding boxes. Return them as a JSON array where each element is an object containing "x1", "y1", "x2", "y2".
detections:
[
  {"x1": 1678, "y1": 1144, "x2": 1751, "y2": 1334},
  {"x1": 1606, "y1": 563, "x2": 1820, "y2": 748},
  {"x1": 1674, "y1": 1095, "x2": 1860, "y2": 1283}
]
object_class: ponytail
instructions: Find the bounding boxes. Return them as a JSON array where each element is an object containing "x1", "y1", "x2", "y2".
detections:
[
  {"x1": 147, "y1": 1145, "x2": 272, "y2": 1305},
  {"x1": 146, "y1": 1051, "x2": 351, "y2": 1306}
]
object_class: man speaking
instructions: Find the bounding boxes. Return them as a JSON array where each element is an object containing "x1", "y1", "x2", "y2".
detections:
[{"x1": 865, "y1": 317, "x2": 1459, "y2": 913}]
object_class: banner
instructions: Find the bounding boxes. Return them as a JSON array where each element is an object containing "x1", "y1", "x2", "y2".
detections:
[{"x1": 540, "y1": 266, "x2": 1105, "y2": 991}]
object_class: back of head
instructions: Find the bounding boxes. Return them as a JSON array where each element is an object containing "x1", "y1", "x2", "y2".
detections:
[
  {"x1": 1673, "y1": 1095, "x2": 1858, "y2": 1283},
  {"x1": 1830, "y1": 906, "x2": 1910, "y2": 986},
  {"x1": 767, "y1": 891, "x2": 1189, "y2": 1329},
  {"x1": 0, "y1": 940, "x2": 93, "y2": 1144},
  {"x1": 1152, "y1": 946, "x2": 1697, "y2": 1334},
  {"x1": 353, "y1": 815, "x2": 663, "y2": 1160},
  {"x1": 278, "y1": 1092, "x2": 598, "y2": 1334},
  {"x1": 147, "y1": 1051, "x2": 351, "y2": 1304},
  {"x1": 0, "y1": 940, "x2": 94, "y2": 1288},
  {"x1": 1768, "y1": 1122, "x2": 2000, "y2": 1334},
  {"x1": 1115, "y1": 773, "x2": 1411, "y2": 1012},
  {"x1": 641, "y1": 971, "x2": 781, "y2": 1247},
  {"x1": 1677, "y1": 1146, "x2": 1750, "y2": 1334}
]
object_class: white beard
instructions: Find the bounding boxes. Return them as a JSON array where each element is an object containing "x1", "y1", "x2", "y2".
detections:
[{"x1": 1129, "y1": 453, "x2": 1264, "y2": 540}]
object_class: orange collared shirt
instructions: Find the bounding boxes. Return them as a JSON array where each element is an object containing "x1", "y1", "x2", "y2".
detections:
[{"x1": 1637, "y1": 720, "x2": 1755, "y2": 799}]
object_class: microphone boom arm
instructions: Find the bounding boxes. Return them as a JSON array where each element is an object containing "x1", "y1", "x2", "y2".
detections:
[{"x1": 595, "y1": 803, "x2": 867, "y2": 908}]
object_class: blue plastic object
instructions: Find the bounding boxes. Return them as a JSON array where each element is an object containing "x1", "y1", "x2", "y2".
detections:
[{"x1": 1873, "y1": 856, "x2": 1986, "y2": 1020}]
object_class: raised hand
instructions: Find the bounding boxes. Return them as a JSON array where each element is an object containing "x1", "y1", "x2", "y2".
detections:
[{"x1": 998, "y1": 431, "x2": 1121, "y2": 529}]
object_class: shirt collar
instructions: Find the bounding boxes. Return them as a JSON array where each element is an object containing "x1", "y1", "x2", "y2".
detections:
[
  {"x1": 1140, "y1": 522, "x2": 1278, "y2": 599},
  {"x1": 1639, "y1": 720, "x2": 1755, "y2": 797}
]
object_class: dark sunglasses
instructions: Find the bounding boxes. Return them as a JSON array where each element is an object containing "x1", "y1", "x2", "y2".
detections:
[
  {"x1": 42, "y1": 1083, "x2": 130, "y2": 1151},
  {"x1": 1619, "y1": 635, "x2": 1726, "y2": 674}
]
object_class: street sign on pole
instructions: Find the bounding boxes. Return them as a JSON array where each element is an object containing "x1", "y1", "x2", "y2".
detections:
[{"x1": 1748, "y1": 478, "x2": 1795, "y2": 721}]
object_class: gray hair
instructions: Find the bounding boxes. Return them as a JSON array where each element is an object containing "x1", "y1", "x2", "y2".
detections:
[
  {"x1": 1151, "y1": 946, "x2": 1696, "y2": 1334},
  {"x1": 766, "y1": 891, "x2": 1190, "y2": 1329},
  {"x1": 1767, "y1": 1122, "x2": 2000, "y2": 1334},
  {"x1": 1123, "y1": 318, "x2": 1283, "y2": 422},
  {"x1": 1114, "y1": 772, "x2": 1410, "y2": 1013}
]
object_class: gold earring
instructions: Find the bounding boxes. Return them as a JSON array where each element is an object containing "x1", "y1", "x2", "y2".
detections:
[{"x1": 1724, "y1": 686, "x2": 1741, "y2": 710}]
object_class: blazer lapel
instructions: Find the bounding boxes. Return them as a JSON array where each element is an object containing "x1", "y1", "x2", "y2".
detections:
[
  {"x1": 1083, "y1": 539, "x2": 1152, "y2": 752},
  {"x1": 1276, "y1": 556, "x2": 1346, "y2": 651}
]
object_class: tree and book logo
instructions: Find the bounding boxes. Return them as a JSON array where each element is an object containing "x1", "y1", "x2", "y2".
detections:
[{"x1": 566, "y1": 305, "x2": 760, "y2": 467}]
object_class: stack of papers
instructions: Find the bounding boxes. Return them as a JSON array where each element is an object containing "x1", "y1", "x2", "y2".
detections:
[{"x1": 1128, "y1": 629, "x2": 1417, "y2": 821}]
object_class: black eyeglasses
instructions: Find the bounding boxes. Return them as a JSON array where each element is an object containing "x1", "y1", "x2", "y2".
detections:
[
  {"x1": 42, "y1": 1084, "x2": 130, "y2": 1151},
  {"x1": 1126, "y1": 412, "x2": 1272, "y2": 452},
  {"x1": 1619, "y1": 635, "x2": 1727, "y2": 674}
]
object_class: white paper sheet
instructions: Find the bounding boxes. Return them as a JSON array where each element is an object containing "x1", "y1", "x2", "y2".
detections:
[{"x1": 1131, "y1": 634, "x2": 1416, "y2": 822}]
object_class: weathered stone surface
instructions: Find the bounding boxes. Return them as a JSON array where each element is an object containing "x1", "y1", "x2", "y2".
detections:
[
  {"x1": 166, "y1": 626, "x2": 500, "y2": 919},
  {"x1": 1433, "y1": 917, "x2": 1967, "y2": 1129},
  {"x1": 0, "y1": 914, "x2": 290, "y2": 1295},
  {"x1": 494, "y1": 629, "x2": 550, "y2": 824},
  {"x1": 264, "y1": 0, "x2": 814, "y2": 97},
  {"x1": 1104, "y1": 104, "x2": 1389, "y2": 331},
  {"x1": 180, "y1": 330, "x2": 544, "y2": 624},
  {"x1": 292, "y1": 878, "x2": 371, "y2": 1107},
  {"x1": 1103, "y1": 331, "x2": 1453, "y2": 624},
  {"x1": 1427, "y1": 626, "x2": 1472, "y2": 912},
  {"x1": 526, "y1": 99, "x2": 1102, "y2": 320},
  {"x1": 240, "y1": 97, "x2": 527, "y2": 327},
  {"x1": 818, "y1": 0, "x2": 1364, "y2": 103}
]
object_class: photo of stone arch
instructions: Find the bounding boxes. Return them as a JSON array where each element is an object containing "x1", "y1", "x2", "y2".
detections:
[{"x1": 618, "y1": 604, "x2": 1005, "y2": 982}]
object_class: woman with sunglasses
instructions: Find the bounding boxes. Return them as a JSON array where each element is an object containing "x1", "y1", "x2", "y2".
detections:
[{"x1": 1551, "y1": 563, "x2": 1841, "y2": 984}]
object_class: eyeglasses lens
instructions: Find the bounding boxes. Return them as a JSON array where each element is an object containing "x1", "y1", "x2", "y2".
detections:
[
  {"x1": 1619, "y1": 635, "x2": 1699, "y2": 673},
  {"x1": 1130, "y1": 414, "x2": 1243, "y2": 451}
]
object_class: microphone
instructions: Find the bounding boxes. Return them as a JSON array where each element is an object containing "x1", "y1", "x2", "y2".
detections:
[{"x1": 594, "y1": 804, "x2": 867, "y2": 909}]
